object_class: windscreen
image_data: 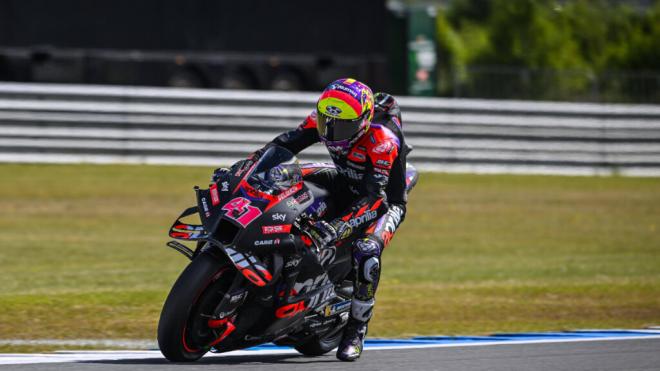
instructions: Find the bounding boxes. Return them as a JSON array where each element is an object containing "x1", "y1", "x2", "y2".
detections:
[{"x1": 245, "y1": 146, "x2": 302, "y2": 196}]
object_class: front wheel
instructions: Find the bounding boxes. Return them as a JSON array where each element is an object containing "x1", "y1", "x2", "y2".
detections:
[{"x1": 157, "y1": 252, "x2": 233, "y2": 362}]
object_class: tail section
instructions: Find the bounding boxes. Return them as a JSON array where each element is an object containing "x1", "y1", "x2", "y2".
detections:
[{"x1": 405, "y1": 163, "x2": 418, "y2": 195}]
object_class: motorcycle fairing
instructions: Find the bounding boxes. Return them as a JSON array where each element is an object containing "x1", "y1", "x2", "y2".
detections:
[
  {"x1": 222, "y1": 245, "x2": 278, "y2": 287},
  {"x1": 193, "y1": 165, "x2": 315, "y2": 288}
]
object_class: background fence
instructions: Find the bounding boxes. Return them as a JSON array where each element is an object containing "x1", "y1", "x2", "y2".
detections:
[
  {"x1": 443, "y1": 66, "x2": 660, "y2": 104},
  {"x1": 0, "y1": 82, "x2": 659, "y2": 176}
]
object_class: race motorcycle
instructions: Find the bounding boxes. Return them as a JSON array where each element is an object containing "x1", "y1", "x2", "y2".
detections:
[{"x1": 157, "y1": 145, "x2": 418, "y2": 362}]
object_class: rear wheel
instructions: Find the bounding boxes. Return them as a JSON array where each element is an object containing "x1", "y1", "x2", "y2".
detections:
[{"x1": 157, "y1": 252, "x2": 235, "y2": 362}]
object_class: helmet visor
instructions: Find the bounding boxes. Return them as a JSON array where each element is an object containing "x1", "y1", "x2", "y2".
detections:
[{"x1": 317, "y1": 112, "x2": 365, "y2": 142}]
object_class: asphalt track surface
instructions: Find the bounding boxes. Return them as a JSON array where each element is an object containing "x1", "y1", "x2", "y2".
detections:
[{"x1": 2, "y1": 338, "x2": 659, "y2": 371}]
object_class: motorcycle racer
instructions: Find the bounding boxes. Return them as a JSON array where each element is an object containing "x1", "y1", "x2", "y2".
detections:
[{"x1": 236, "y1": 78, "x2": 411, "y2": 361}]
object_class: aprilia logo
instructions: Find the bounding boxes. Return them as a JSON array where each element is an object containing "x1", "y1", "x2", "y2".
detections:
[{"x1": 349, "y1": 210, "x2": 378, "y2": 227}]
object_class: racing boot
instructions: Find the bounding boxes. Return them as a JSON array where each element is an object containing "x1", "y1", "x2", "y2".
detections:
[
  {"x1": 336, "y1": 318, "x2": 368, "y2": 361},
  {"x1": 336, "y1": 297, "x2": 374, "y2": 361}
]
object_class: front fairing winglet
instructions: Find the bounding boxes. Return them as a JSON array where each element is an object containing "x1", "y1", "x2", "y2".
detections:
[
  {"x1": 167, "y1": 204, "x2": 283, "y2": 289},
  {"x1": 168, "y1": 206, "x2": 209, "y2": 241}
]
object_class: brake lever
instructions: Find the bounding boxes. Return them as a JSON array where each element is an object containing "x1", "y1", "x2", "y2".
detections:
[{"x1": 295, "y1": 216, "x2": 321, "y2": 254}]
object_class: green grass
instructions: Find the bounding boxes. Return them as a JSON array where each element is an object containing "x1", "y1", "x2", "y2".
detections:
[{"x1": 0, "y1": 163, "x2": 659, "y2": 351}]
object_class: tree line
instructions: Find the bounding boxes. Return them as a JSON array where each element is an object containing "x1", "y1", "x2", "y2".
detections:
[{"x1": 435, "y1": 0, "x2": 660, "y2": 102}]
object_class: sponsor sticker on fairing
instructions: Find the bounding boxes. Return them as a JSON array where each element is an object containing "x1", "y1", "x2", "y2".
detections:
[
  {"x1": 277, "y1": 183, "x2": 302, "y2": 201},
  {"x1": 262, "y1": 224, "x2": 292, "y2": 235},
  {"x1": 285, "y1": 257, "x2": 301, "y2": 268},
  {"x1": 201, "y1": 197, "x2": 211, "y2": 217},
  {"x1": 272, "y1": 213, "x2": 286, "y2": 222},
  {"x1": 210, "y1": 184, "x2": 220, "y2": 206},
  {"x1": 254, "y1": 238, "x2": 280, "y2": 246},
  {"x1": 254, "y1": 239, "x2": 274, "y2": 246},
  {"x1": 294, "y1": 191, "x2": 311, "y2": 204}
]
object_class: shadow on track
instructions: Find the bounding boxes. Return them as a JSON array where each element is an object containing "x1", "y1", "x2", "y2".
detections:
[{"x1": 83, "y1": 353, "x2": 336, "y2": 366}]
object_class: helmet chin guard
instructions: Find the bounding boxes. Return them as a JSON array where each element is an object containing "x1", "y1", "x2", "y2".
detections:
[{"x1": 320, "y1": 121, "x2": 369, "y2": 154}]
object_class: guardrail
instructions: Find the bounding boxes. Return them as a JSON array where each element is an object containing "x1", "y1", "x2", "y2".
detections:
[{"x1": 0, "y1": 82, "x2": 659, "y2": 176}]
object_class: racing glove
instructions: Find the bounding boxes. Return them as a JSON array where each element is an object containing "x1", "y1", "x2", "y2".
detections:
[
  {"x1": 231, "y1": 146, "x2": 269, "y2": 176},
  {"x1": 373, "y1": 92, "x2": 402, "y2": 124},
  {"x1": 211, "y1": 167, "x2": 230, "y2": 183},
  {"x1": 374, "y1": 92, "x2": 395, "y2": 111},
  {"x1": 305, "y1": 220, "x2": 338, "y2": 249},
  {"x1": 305, "y1": 219, "x2": 352, "y2": 249}
]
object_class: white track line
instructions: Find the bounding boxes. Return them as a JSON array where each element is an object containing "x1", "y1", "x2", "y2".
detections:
[
  {"x1": 2, "y1": 334, "x2": 660, "y2": 365},
  {"x1": 0, "y1": 348, "x2": 297, "y2": 365},
  {"x1": 0, "y1": 339, "x2": 155, "y2": 349}
]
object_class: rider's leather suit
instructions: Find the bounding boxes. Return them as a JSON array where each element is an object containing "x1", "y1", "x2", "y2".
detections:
[{"x1": 262, "y1": 93, "x2": 409, "y2": 322}]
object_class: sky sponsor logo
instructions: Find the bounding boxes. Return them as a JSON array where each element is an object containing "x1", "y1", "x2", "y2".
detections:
[{"x1": 272, "y1": 213, "x2": 286, "y2": 222}]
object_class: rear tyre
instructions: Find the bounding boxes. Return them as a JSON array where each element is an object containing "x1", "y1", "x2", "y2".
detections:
[
  {"x1": 294, "y1": 325, "x2": 345, "y2": 356},
  {"x1": 157, "y1": 252, "x2": 232, "y2": 362}
]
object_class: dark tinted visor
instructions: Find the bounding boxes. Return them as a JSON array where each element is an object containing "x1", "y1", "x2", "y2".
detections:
[{"x1": 317, "y1": 112, "x2": 364, "y2": 142}]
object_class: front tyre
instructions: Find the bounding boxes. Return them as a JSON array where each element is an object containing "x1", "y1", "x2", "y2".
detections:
[{"x1": 157, "y1": 252, "x2": 232, "y2": 362}]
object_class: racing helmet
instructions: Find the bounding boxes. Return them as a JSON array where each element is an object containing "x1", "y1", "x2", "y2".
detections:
[{"x1": 316, "y1": 78, "x2": 374, "y2": 151}]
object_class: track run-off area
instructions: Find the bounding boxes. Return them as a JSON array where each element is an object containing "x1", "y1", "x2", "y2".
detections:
[{"x1": 1, "y1": 330, "x2": 660, "y2": 370}]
